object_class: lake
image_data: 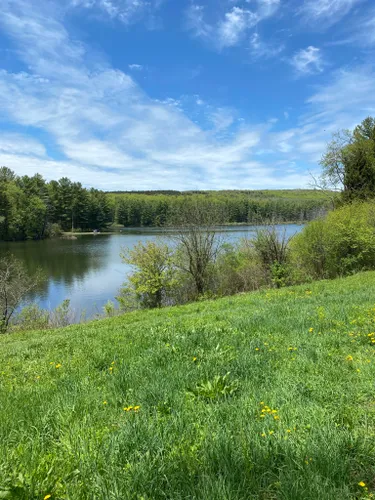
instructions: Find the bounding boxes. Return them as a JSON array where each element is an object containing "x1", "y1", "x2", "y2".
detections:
[{"x1": 0, "y1": 224, "x2": 303, "y2": 321}]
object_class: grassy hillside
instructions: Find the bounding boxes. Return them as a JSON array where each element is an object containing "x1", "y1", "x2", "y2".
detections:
[{"x1": 1, "y1": 272, "x2": 375, "y2": 499}]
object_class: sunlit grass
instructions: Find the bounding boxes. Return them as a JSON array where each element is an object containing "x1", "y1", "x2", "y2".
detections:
[{"x1": 1, "y1": 272, "x2": 375, "y2": 499}]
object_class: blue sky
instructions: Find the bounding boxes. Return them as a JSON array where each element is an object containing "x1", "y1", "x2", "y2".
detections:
[{"x1": 0, "y1": 0, "x2": 374, "y2": 190}]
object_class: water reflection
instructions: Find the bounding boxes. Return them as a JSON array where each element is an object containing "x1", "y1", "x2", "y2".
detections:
[{"x1": 0, "y1": 225, "x2": 303, "y2": 320}]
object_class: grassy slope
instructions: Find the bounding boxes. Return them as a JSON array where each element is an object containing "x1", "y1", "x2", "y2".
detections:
[{"x1": 1, "y1": 273, "x2": 375, "y2": 499}]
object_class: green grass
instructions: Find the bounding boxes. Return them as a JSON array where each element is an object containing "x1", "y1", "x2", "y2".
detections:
[{"x1": 1, "y1": 273, "x2": 375, "y2": 499}]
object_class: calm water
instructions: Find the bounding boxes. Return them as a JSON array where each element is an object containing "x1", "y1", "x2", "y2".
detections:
[{"x1": 0, "y1": 224, "x2": 303, "y2": 320}]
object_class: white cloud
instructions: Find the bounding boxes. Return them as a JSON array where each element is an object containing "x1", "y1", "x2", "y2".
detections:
[
  {"x1": 70, "y1": 0, "x2": 157, "y2": 25},
  {"x1": 186, "y1": 1, "x2": 280, "y2": 51},
  {"x1": 249, "y1": 32, "x2": 284, "y2": 59},
  {"x1": 217, "y1": 7, "x2": 258, "y2": 48},
  {"x1": 290, "y1": 46, "x2": 324, "y2": 75},
  {"x1": 299, "y1": 0, "x2": 361, "y2": 28},
  {"x1": 128, "y1": 63, "x2": 143, "y2": 70},
  {"x1": 0, "y1": 133, "x2": 46, "y2": 157}
]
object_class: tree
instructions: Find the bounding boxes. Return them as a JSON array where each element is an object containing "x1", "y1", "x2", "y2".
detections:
[
  {"x1": 169, "y1": 200, "x2": 223, "y2": 297},
  {"x1": 118, "y1": 241, "x2": 176, "y2": 309},
  {"x1": 0, "y1": 255, "x2": 44, "y2": 332},
  {"x1": 319, "y1": 117, "x2": 375, "y2": 201}
]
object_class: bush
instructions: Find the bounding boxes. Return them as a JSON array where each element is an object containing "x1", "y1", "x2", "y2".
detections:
[
  {"x1": 291, "y1": 201, "x2": 375, "y2": 279},
  {"x1": 118, "y1": 241, "x2": 178, "y2": 309}
]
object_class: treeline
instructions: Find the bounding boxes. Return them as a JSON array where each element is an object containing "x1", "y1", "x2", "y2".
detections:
[
  {"x1": 113, "y1": 191, "x2": 329, "y2": 227},
  {"x1": 0, "y1": 166, "x2": 330, "y2": 241},
  {"x1": 0, "y1": 168, "x2": 113, "y2": 241}
]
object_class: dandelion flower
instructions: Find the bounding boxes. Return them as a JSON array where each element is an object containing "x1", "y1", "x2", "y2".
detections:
[
  {"x1": 346, "y1": 355, "x2": 353, "y2": 362},
  {"x1": 103, "y1": 401, "x2": 108, "y2": 405},
  {"x1": 309, "y1": 328, "x2": 314, "y2": 333},
  {"x1": 44, "y1": 495, "x2": 52, "y2": 500},
  {"x1": 358, "y1": 481, "x2": 366, "y2": 487},
  {"x1": 55, "y1": 364, "x2": 62, "y2": 369}
]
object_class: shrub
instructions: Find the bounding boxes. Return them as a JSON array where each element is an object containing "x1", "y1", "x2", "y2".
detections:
[
  {"x1": 291, "y1": 201, "x2": 375, "y2": 279},
  {"x1": 118, "y1": 241, "x2": 178, "y2": 309}
]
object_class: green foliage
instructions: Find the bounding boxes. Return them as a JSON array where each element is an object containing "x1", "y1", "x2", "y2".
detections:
[
  {"x1": 114, "y1": 189, "x2": 329, "y2": 228},
  {"x1": 2, "y1": 273, "x2": 375, "y2": 498},
  {"x1": 291, "y1": 201, "x2": 375, "y2": 279},
  {"x1": 320, "y1": 116, "x2": 375, "y2": 201},
  {"x1": 118, "y1": 241, "x2": 177, "y2": 309},
  {"x1": 188, "y1": 372, "x2": 239, "y2": 401},
  {"x1": 0, "y1": 169, "x2": 114, "y2": 241}
]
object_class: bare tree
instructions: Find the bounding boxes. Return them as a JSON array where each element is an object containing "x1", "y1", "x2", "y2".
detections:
[
  {"x1": 0, "y1": 255, "x2": 43, "y2": 333},
  {"x1": 168, "y1": 200, "x2": 223, "y2": 297}
]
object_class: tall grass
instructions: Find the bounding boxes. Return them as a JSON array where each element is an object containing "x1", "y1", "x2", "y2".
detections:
[{"x1": 1, "y1": 272, "x2": 375, "y2": 498}]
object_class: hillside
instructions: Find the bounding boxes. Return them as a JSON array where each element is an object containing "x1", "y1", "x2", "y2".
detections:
[{"x1": 1, "y1": 272, "x2": 375, "y2": 499}]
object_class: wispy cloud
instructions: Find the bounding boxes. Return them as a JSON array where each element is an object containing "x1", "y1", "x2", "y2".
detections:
[
  {"x1": 70, "y1": 0, "x2": 161, "y2": 25},
  {"x1": 290, "y1": 46, "x2": 324, "y2": 75},
  {"x1": 249, "y1": 32, "x2": 284, "y2": 59},
  {"x1": 128, "y1": 63, "x2": 144, "y2": 70},
  {"x1": 298, "y1": 0, "x2": 361, "y2": 28},
  {"x1": 186, "y1": 1, "x2": 280, "y2": 51}
]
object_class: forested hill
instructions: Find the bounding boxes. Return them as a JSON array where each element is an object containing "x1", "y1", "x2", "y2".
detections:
[
  {"x1": 108, "y1": 190, "x2": 331, "y2": 227},
  {"x1": 0, "y1": 166, "x2": 332, "y2": 241}
]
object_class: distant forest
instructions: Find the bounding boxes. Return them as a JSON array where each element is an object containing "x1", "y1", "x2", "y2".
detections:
[{"x1": 0, "y1": 167, "x2": 331, "y2": 241}]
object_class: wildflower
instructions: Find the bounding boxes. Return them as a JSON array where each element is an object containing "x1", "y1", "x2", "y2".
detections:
[
  {"x1": 109, "y1": 366, "x2": 113, "y2": 373},
  {"x1": 269, "y1": 430, "x2": 274, "y2": 435},
  {"x1": 260, "y1": 414, "x2": 266, "y2": 418},
  {"x1": 111, "y1": 361, "x2": 115, "y2": 365},
  {"x1": 44, "y1": 495, "x2": 52, "y2": 500},
  {"x1": 358, "y1": 481, "x2": 366, "y2": 487},
  {"x1": 261, "y1": 432, "x2": 266, "y2": 437},
  {"x1": 49, "y1": 362, "x2": 54, "y2": 365},
  {"x1": 55, "y1": 364, "x2": 62, "y2": 369},
  {"x1": 260, "y1": 401, "x2": 264, "y2": 405},
  {"x1": 134, "y1": 405, "x2": 140, "y2": 412},
  {"x1": 346, "y1": 355, "x2": 353, "y2": 362},
  {"x1": 255, "y1": 348, "x2": 260, "y2": 351},
  {"x1": 274, "y1": 415, "x2": 280, "y2": 420},
  {"x1": 309, "y1": 328, "x2": 314, "y2": 333},
  {"x1": 286, "y1": 429, "x2": 291, "y2": 433},
  {"x1": 192, "y1": 357, "x2": 197, "y2": 362},
  {"x1": 103, "y1": 401, "x2": 108, "y2": 405}
]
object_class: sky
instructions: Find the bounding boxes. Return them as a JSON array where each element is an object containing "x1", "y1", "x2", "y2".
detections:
[{"x1": 0, "y1": 0, "x2": 375, "y2": 191}]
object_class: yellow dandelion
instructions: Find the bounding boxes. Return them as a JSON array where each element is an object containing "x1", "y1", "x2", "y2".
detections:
[
  {"x1": 286, "y1": 429, "x2": 291, "y2": 433},
  {"x1": 269, "y1": 430, "x2": 274, "y2": 435},
  {"x1": 358, "y1": 481, "x2": 366, "y2": 487},
  {"x1": 274, "y1": 415, "x2": 280, "y2": 420},
  {"x1": 44, "y1": 495, "x2": 52, "y2": 500},
  {"x1": 255, "y1": 348, "x2": 260, "y2": 351},
  {"x1": 261, "y1": 432, "x2": 266, "y2": 437},
  {"x1": 134, "y1": 405, "x2": 140, "y2": 411},
  {"x1": 55, "y1": 364, "x2": 62, "y2": 369},
  {"x1": 260, "y1": 414, "x2": 266, "y2": 418},
  {"x1": 260, "y1": 401, "x2": 264, "y2": 405},
  {"x1": 103, "y1": 401, "x2": 108, "y2": 405},
  {"x1": 309, "y1": 328, "x2": 314, "y2": 333},
  {"x1": 346, "y1": 355, "x2": 353, "y2": 362},
  {"x1": 192, "y1": 357, "x2": 197, "y2": 362}
]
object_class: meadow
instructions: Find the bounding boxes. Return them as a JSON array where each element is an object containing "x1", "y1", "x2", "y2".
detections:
[{"x1": 1, "y1": 271, "x2": 375, "y2": 499}]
